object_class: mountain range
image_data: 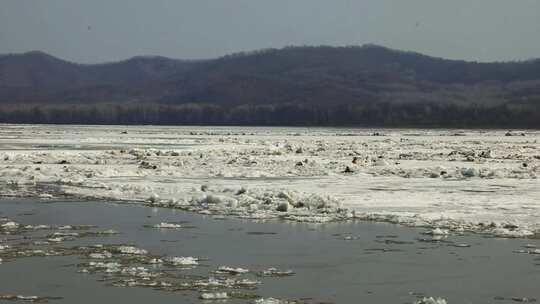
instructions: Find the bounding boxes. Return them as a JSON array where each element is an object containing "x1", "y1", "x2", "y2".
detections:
[{"x1": 1, "y1": 45, "x2": 539, "y2": 126}]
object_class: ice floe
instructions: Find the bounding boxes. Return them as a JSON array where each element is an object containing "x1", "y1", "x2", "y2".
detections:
[
  {"x1": 152, "y1": 222, "x2": 182, "y2": 229},
  {"x1": 165, "y1": 256, "x2": 199, "y2": 266},
  {"x1": 1, "y1": 125, "x2": 539, "y2": 238},
  {"x1": 257, "y1": 268, "x2": 295, "y2": 277},
  {"x1": 115, "y1": 246, "x2": 148, "y2": 255},
  {"x1": 200, "y1": 292, "x2": 229, "y2": 300},
  {"x1": 215, "y1": 266, "x2": 249, "y2": 275},
  {"x1": 415, "y1": 297, "x2": 448, "y2": 304}
]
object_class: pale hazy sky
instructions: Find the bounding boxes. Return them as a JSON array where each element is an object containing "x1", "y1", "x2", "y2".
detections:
[{"x1": 1, "y1": 0, "x2": 540, "y2": 63}]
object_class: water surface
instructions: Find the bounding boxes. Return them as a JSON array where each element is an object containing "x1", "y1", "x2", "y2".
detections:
[{"x1": 1, "y1": 199, "x2": 539, "y2": 304}]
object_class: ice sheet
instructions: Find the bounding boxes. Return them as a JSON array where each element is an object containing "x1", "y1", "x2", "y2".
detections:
[{"x1": 1, "y1": 124, "x2": 539, "y2": 237}]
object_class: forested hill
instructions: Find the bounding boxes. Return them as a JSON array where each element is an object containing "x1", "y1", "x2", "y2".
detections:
[{"x1": 1, "y1": 45, "x2": 540, "y2": 127}]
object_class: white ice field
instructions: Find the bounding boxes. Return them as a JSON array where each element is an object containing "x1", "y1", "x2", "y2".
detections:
[{"x1": 1, "y1": 124, "x2": 539, "y2": 238}]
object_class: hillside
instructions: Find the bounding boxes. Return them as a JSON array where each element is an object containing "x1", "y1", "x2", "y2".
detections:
[
  {"x1": 0, "y1": 51, "x2": 198, "y2": 103},
  {"x1": 1, "y1": 45, "x2": 539, "y2": 127}
]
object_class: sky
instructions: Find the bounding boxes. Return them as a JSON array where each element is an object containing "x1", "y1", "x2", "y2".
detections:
[{"x1": 1, "y1": 0, "x2": 540, "y2": 63}]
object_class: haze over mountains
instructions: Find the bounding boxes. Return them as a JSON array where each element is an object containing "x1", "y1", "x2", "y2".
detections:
[{"x1": 1, "y1": 45, "x2": 539, "y2": 127}]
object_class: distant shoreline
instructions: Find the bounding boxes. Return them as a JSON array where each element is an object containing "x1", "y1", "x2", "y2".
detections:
[{"x1": 1, "y1": 122, "x2": 539, "y2": 130}]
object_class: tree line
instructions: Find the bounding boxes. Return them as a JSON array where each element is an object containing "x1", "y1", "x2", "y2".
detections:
[{"x1": 1, "y1": 102, "x2": 539, "y2": 128}]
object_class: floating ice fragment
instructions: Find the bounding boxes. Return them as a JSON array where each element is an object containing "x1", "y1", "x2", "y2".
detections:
[
  {"x1": 258, "y1": 268, "x2": 295, "y2": 277},
  {"x1": 25, "y1": 224, "x2": 50, "y2": 230},
  {"x1": 254, "y1": 298, "x2": 288, "y2": 304},
  {"x1": 88, "y1": 251, "x2": 112, "y2": 259},
  {"x1": 116, "y1": 246, "x2": 148, "y2": 255},
  {"x1": 99, "y1": 229, "x2": 119, "y2": 235},
  {"x1": 511, "y1": 297, "x2": 537, "y2": 303},
  {"x1": 492, "y1": 228, "x2": 534, "y2": 238},
  {"x1": 88, "y1": 261, "x2": 122, "y2": 273},
  {"x1": 414, "y1": 297, "x2": 448, "y2": 304},
  {"x1": 148, "y1": 258, "x2": 163, "y2": 264},
  {"x1": 0, "y1": 294, "x2": 49, "y2": 302},
  {"x1": 426, "y1": 228, "x2": 449, "y2": 236},
  {"x1": 200, "y1": 292, "x2": 229, "y2": 300},
  {"x1": 152, "y1": 222, "x2": 182, "y2": 229},
  {"x1": 166, "y1": 256, "x2": 199, "y2": 266},
  {"x1": 216, "y1": 266, "x2": 249, "y2": 275},
  {"x1": 1, "y1": 221, "x2": 19, "y2": 229}
]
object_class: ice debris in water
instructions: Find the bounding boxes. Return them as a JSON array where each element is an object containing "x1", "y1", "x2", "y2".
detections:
[
  {"x1": 3, "y1": 128, "x2": 540, "y2": 239},
  {"x1": 200, "y1": 292, "x2": 229, "y2": 300},
  {"x1": 415, "y1": 297, "x2": 448, "y2": 304},
  {"x1": 116, "y1": 246, "x2": 148, "y2": 255},
  {"x1": 514, "y1": 248, "x2": 540, "y2": 255},
  {"x1": 180, "y1": 187, "x2": 350, "y2": 223},
  {"x1": 1, "y1": 221, "x2": 19, "y2": 229},
  {"x1": 148, "y1": 258, "x2": 163, "y2": 264},
  {"x1": 216, "y1": 266, "x2": 249, "y2": 275},
  {"x1": 88, "y1": 261, "x2": 122, "y2": 272},
  {"x1": 492, "y1": 228, "x2": 534, "y2": 238},
  {"x1": 253, "y1": 298, "x2": 289, "y2": 304},
  {"x1": 0, "y1": 295, "x2": 46, "y2": 302},
  {"x1": 257, "y1": 267, "x2": 295, "y2": 277},
  {"x1": 193, "y1": 277, "x2": 260, "y2": 289},
  {"x1": 152, "y1": 222, "x2": 182, "y2": 229},
  {"x1": 88, "y1": 251, "x2": 112, "y2": 259},
  {"x1": 165, "y1": 256, "x2": 199, "y2": 266},
  {"x1": 425, "y1": 228, "x2": 449, "y2": 236}
]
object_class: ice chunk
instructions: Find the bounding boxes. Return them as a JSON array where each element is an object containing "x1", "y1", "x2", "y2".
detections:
[
  {"x1": 116, "y1": 246, "x2": 148, "y2": 255},
  {"x1": 152, "y1": 222, "x2": 182, "y2": 229},
  {"x1": 1, "y1": 221, "x2": 19, "y2": 229},
  {"x1": 200, "y1": 292, "x2": 229, "y2": 300},
  {"x1": 415, "y1": 297, "x2": 448, "y2": 304},
  {"x1": 88, "y1": 251, "x2": 112, "y2": 259},
  {"x1": 492, "y1": 228, "x2": 534, "y2": 238},
  {"x1": 148, "y1": 258, "x2": 163, "y2": 264},
  {"x1": 166, "y1": 256, "x2": 199, "y2": 266},
  {"x1": 254, "y1": 298, "x2": 288, "y2": 304},
  {"x1": 258, "y1": 267, "x2": 295, "y2": 277},
  {"x1": 426, "y1": 228, "x2": 449, "y2": 236},
  {"x1": 216, "y1": 266, "x2": 249, "y2": 274}
]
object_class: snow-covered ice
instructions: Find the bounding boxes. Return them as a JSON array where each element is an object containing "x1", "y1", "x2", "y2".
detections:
[
  {"x1": 165, "y1": 256, "x2": 199, "y2": 266},
  {"x1": 253, "y1": 298, "x2": 290, "y2": 304},
  {"x1": 1, "y1": 124, "x2": 539, "y2": 237},
  {"x1": 216, "y1": 266, "x2": 249, "y2": 275},
  {"x1": 200, "y1": 292, "x2": 229, "y2": 300},
  {"x1": 116, "y1": 246, "x2": 148, "y2": 255},
  {"x1": 415, "y1": 297, "x2": 448, "y2": 304}
]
